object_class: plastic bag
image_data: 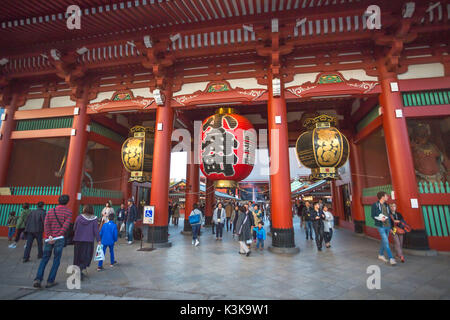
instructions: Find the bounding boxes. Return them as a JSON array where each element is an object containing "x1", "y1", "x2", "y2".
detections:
[
  {"x1": 94, "y1": 244, "x2": 104, "y2": 261},
  {"x1": 120, "y1": 223, "x2": 125, "y2": 232}
]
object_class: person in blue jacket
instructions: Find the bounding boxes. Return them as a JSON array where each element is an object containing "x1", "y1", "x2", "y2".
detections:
[
  {"x1": 252, "y1": 222, "x2": 267, "y2": 251},
  {"x1": 97, "y1": 213, "x2": 118, "y2": 270},
  {"x1": 371, "y1": 191, "x2": 396, "y2": 266}
]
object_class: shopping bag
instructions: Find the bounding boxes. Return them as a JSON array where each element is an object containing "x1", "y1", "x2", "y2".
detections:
[
  {"x1": 120, "y1": 222, "x2": 125, "y2": 232},
  {"x1": 94, "y1": 244, "x2": 104, "y2": 261}
]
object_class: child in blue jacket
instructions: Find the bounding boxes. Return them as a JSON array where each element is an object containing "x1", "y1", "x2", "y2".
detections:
[
  {"x1": 98, "y1": 213, "x2": 118, "y2": 270},
  {"x1": 253, "y1": 222, "x2": 267, "y2": 250}
]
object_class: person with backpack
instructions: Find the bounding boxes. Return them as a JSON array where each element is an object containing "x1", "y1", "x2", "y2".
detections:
[
  {"x1": 33, "y1": 195, "x2": 72, "y2": 289},
  {"x1": 98, "y1": 213, "x2": 118, "y2": 270},
  {"x1": 189, "y1": 203, "x2": 203, "y2": 246},
  {"x1": 389, "y1": 203, "x2": 409, "y2": 263},
  {"x1": 371, "y1": 191, "x2": 396, "y2": 266},
  {"x1": 23, "y1": 201, "x2": 46, "y2": 262},
  {"x1": 73, "y1": 204, "x2": 101, "y2": 280},
  {"x1": 213, "y1": 202, "x2": 226, "y2": 240},
  {"x1": 9, "y1": 203, "x2": 31, "y2": 249},
  {"x1": 7, "y1": 211, "x2": 17, "y2": 245},
  {"x1": 225, "y1": 201, "x2": 233, "y2": 232}
]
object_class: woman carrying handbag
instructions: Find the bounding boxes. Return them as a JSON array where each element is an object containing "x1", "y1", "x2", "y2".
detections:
[{"x1": 389, "y1": 203, "x2": 411, "y2": 263}]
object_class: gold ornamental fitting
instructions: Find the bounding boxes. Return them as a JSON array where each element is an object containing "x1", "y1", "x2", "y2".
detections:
[
  {"x1": 214, "y1": 180, "x2": 237, "y2": 188},
  {"x1": 303, "y1": 114, "x2": 338, "y2": 130},
  {"x1": 215, "y1": 107, "x2": 236, "y2": 115}
]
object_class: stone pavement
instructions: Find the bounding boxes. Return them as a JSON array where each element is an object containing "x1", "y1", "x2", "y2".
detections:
[{"x1": 0, "y1": 216, "x2": 449, "y2": 300}]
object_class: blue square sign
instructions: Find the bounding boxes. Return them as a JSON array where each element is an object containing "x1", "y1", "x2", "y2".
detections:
[{"x1": 143, "y1": 206, "x2": 154, "y2": 224}]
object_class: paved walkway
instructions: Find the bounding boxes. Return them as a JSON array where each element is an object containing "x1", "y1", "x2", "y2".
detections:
[{"x1": 1, "y1": 217, "x2": 449, "y2": 300}]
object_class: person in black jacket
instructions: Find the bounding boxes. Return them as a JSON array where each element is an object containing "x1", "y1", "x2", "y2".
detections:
[
  {"x1": 23, "y1": 202, "x2": 46, "y2": 262},
  {"x1": 310, "y1": 202, "x2": 325, "y2": 251},
  {"x1": 126, "y1": 199, "x2": 138, "y2": 244},
  {"x1": 116, "y1": 203, "x2": 126, "y2": 238},
  {"x1": 302, "y1": 201, "x2": 313, "y2": 240}
]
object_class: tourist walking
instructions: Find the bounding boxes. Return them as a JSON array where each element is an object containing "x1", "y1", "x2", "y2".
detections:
[
  {"x1": 213, "y1": 202, "x2": 226, "y2": 240},
  {"x1": 231, "y1": 204, "x2": 239, "y2": 236},
  {"x1": 303, "y1": 201, "x2": 313, "y2": 240},
  {"x1": 116, "y1": 203, "x2": 126, "y2": 238},
  {"x1": 251, "y1": 204, "x2": 263, "y2": 242},
  {"x1": 33, "y1": 195, "x2": 72, "y2": 288},
  {"x1": 73, "y1": 204, "x2": 101, "y2": 280},
  {"x1": 23, "y1": 201, "x2": 46, "y2": 262},
  {"x1": 322, "y1": 205, "x2": 334, "y2": 248},
  {"x1": 172, "y1": 203, "x2": 180, "y2": 226},
  {"x1": 235, "y1": 206, "x2": 253, "y2": 256},
  {"x1": 126, "y1": 199, "x2": 138, "y2": 244},
  {"x1": 101, "y1": 200, "x2": 115, "y2": 229},
  {"x1": 371, "y1": 191, "x2": 396, "y2": 266},
  {"x1": 253, "y1": 222, "x2": 266, "y2": 251},
  {"x1": 311, "y1": 202, "x2": 325, "y2": 251},
  {"x1": 7, "y1": 211, "x2": 17, "y2": 245},
  {"x1": 225, "y1": 201, "x2": 233, "y2": 232},
  {"x1": 190, "y1": 203, "x2": 203, "y2": 246},
  {"x1": 98, "y1": 213, "x2": 118, "y2": 270},
  {"x1": 390, "y1": 203, "x2": 409, "y2": 263},
  {"x1": 10, "y1": 203, "x2": 31, "y2": 249}
]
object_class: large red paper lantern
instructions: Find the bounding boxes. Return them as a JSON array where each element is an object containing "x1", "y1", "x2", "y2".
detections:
[{"x1": 200, "y1": 108, "x2": 256, "y2": 188}]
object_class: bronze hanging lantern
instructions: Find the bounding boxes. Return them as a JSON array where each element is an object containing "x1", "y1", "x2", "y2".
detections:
[
  {"x1": 295, "y1": 114, "x2": 349, "y2": 180},
  {"x1": 121, "y1": 126, "x2": 154, "y2": 182}
]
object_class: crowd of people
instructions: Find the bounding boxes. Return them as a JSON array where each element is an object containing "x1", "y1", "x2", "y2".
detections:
[
  {"x1": 6, "y1": 196, "x2": 139, "y2": 288},
  {"x1": 4, "y1": 191, "x2": 409, "y2": 289}
]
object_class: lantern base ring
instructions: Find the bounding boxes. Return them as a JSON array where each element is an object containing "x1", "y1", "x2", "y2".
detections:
[{"x1": 214, "y1": 180, "x2": 237, "y2": 189}]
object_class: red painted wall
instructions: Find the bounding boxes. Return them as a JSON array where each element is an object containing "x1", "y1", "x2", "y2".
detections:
[
  {"x1": 6, "y1": 139, "x2": 67, "y2": 187},
  {"x1": 359, "y1": 129, "x2": 392, "y2": 188},
  {"x1": 88, "y1": 147, "x2": 122, "y2": 191}
]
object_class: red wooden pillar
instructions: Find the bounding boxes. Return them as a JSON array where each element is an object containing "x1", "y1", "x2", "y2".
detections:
[
  {"x1": 377, "y1": 60, "x2": 428, "y2": 250},
  {"x1": 0, "y1": 91, "x2": 19, "y2": 186},
  {"x1": 204, "y1": 178, "x2": 214, "y2": 226},
  {"x1": 63, "y1": 87, "x2": 90, "y2": 221},
  {"x1": 330, "y1": 180, "x2": 344, "y2": 226},
  {"x1": 267, "y1": 71, "x2": 298, "y2": 254},
  {"x1": 148, "y1": 89, "x2": 173, "y2": 246},
  {"x1": 183, "y1": 144, "x2": 199, "y2": 233},
  {"x1": 349, "y1": 140, "x2": 365, "y2": 233}
]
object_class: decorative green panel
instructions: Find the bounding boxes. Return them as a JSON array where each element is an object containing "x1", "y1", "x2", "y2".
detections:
[
  {"x1": 0, "y1": 204, "x2": 57, "y2": 226},
  {"x1": 364, "y1": 205, "x2": 376, "y2": 228},
  {"x1": 81, "y1": 187, "x2": 123, "y2": 199},
  {"x1": 90, "y1": 122, "x2": 125, "y2": 144},
  {"x1": 318, "y1": 74, "x2": 344, "y2": 84},
  {"x1": 10, "y1": 186, "x2": 61, "y2": 195},
  {"x1": 402, "y1": 89, "x2": 450, "y2": 107},
  {"x1": 16, "y1": 117, "x2": 73, "y2": 131},
  {"x1": 356, "y1": 106, "x2": 380, "y2": 132},
  {"x1": 362, "y1": 184, "x2": 392, "y2": 197}
]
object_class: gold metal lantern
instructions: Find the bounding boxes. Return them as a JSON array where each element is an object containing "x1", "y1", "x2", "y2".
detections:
[
  {"x1": 121, "y1": 126, "x2": 154, "y2": 182},
  {"x1": 295, "y1": 114, "x2": 349, "y2": 180}
]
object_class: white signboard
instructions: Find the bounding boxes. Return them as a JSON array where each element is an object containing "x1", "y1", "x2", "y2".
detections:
[{"x1": 143, "y1": 206, "x2": 155, "y2": 224}]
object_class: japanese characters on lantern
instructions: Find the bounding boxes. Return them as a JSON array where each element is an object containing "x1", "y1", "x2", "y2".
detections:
[
  {"x1": 296, "y1": 114, "x2": 349, "y2": 180},
  {"x1": 200, "y1": 108, "x2": 256, "y2": 188}
]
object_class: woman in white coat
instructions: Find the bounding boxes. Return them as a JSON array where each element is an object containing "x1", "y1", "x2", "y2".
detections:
[{"x1": 323, "y1": 205, "x2": 334, "y2": 248}]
